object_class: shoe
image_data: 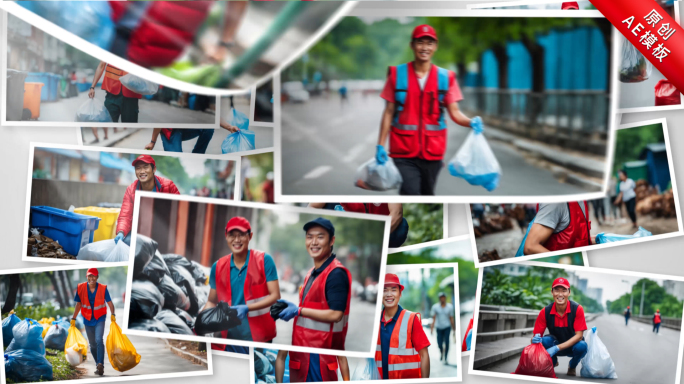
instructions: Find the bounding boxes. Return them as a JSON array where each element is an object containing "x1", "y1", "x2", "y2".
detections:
[
  {"x1": 96, "y1": 363, "x2": 104, "y2": 376},
  {"x1": 567, "y1": 367, "x2": 576, "y2": 376}
]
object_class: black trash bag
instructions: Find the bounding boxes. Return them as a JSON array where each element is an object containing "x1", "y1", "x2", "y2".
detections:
[
  {"x1": 155, "y1": 309, "x2": 194, "y2": 335},
  {"x1": 194, "y1": 301, "x2": 241, "y2": 335},
  {"x1": 195, "y1": 284, "x2": 210, "y2": 311},
  {"x1": 137, "y1": 251, "x2": 170, "y2": 285},
  {"x1": 162, "y1": 253, "x2": 193, "y2": 270},
  {"x1": 168, "y1": 264, "x2": 200, "y2": 316},
  {"x1": 129, "y1": 318, "x2": 171, "y2": 333},
  {"x1": 175, "y1": 308, "x2": 195, "y2": 329},
  {"x1": 134, "y1": 235, "x2": 158, "y2": 276},
  {"x1": 159, "y1": 275, "x2": 191, "y2": 312},
  {"x1": 270, "y1": 301, "x2": 288, "y2": 320},
  {"x1": 44, "y1": 323, "x2": 68, "y2": 350},
  {"x1": 190, "y1": 261, "x2": 208, "y2": 285},
  {"x1": 130, "y1": 280, "x2": 165, "y2": 320}
]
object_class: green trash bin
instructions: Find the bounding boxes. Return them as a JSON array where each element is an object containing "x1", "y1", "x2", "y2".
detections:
[{"x1": 622, "y1": 160, "x2": 648, "y2": 182}]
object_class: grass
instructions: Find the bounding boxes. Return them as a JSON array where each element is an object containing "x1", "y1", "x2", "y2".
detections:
[{"x1": 5, "y1": 349, "x2": 81, "y2": 383}]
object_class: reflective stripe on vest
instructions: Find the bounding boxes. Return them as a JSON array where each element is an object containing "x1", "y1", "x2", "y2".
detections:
[
  {"x1": 425, "y1": 124, "x2": 442, "y2": 131},
  {"x1": 375, "y1": 309, "x2": 422, "y2": 379},
  {"x1": 392, "y1": 309, "x2": 418, "y2": 356},
  {"x1": 395, "y1": 123, "x2": 418, "y2": 131},
  {"x1": 296, "y1": 316, "x2": 331, "y2": 333},
  {"x1": 388, "y1": 362, "x2": 421, "y2": 371},
  {"x1": 332, "y1": 314, "x2": 349, "y2": 333},
  {"x1": 246, "y1": 296, "x2": 270, "y2": 317}
]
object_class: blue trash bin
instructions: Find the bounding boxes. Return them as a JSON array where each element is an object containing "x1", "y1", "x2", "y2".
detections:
[
  {"x1": 30, "y1": 206, "x2": 101, "y2": 256},
  {"x1": 49, "y1": 74, "x2": 60, "y2": 101}
]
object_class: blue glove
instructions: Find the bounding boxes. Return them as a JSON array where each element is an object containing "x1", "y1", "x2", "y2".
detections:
[
  {"x1": 375, "y1": 145, "x2": 389, "y2": 165},
  {"x1": 546, "y1": 345, "x2": 559, "y2": 357},
  {"x1": 470, "y1": 116, "x2": 484, "y2": 134},
  {"x1": 232, "y1": 305, "x2": 249, "y2": 320},
  {"x1": 114, "y1": 232, "x2": 124, "y2": 244},
  {"x1": 592, "y1": 326, "x2": 597, "y2": 333},
  {"x1": 277, "y1": 300, "x2": 299, "y2": 322},
  {"x1": 532, "y1": 333, "x2": 542, "y2": 344}
]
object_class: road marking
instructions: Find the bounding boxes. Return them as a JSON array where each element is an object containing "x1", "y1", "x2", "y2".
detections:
[
  {"x1": 303, "y1": 166, "x2": 333, "y2": 179},
  {"x1": 342, "y1": 143, "x2": 368, "y2": 163}
]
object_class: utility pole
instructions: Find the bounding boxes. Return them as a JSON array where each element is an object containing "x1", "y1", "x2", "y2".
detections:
[{"x1": 639, "y1": 280, "x2": 646, "y2": 316}]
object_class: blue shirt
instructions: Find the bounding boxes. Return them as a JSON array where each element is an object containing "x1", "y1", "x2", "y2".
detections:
[
  {"x1": 209, "y1": 250, "x2": 278, "y2": 341},
  {"x1": 74, "y1": 283, "x2": 112, "y2": 327}
]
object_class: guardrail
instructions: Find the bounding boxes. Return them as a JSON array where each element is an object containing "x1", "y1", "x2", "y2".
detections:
[{"x1": 630, "y1": 315, "x2": 682, "y2": 330}]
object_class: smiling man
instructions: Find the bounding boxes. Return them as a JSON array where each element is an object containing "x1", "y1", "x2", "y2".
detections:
[
  {"x1": 530, "y1": 277, "x2": 588, "y2": 376},
  {"x1": 203, "y1": 216, "x2": 280, "y2": 343},
  {"x1": 377, "y1": 273, "x2": 430, "y2": 379},
  {"x1": 276, "y1": 218, "x2": 352, "y2": 382},
  {"x1": 375, "y1": 24, "x2": 483, "y2": 195},
  {"x1": 114, "y1": 155, "x2": 180, "y2": 245}
]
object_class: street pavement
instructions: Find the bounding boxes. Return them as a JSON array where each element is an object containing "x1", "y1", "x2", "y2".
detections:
[
  {"x1": 39, "y1": 89, "x2": 215, "y2": 124},
  {"x1": 79, "y1": 308, "x2": 206, "y2": 378},
  {"x1": 424, "y1": 325, "x2": 460, "y2": 378},
  {"x1": 281, "y1": 93, "x2": 591, "y2": 196},
  {"x1": 273, "y1": 291, "x2": 378, "y2": 353},
  {"x1": 479, "y1": 314, "x2": 680, "y2": 384}
]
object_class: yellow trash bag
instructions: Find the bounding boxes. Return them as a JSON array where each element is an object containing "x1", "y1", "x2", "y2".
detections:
[
  {"x1": 39, "y1": 317, "x2": 55, "y2": 338},
  {"x1": 65, "y1": 324, "x2": 88, "y2": 367},
  {"x1": 106, "y1": 319, "x2": 141, "y2": 372}
]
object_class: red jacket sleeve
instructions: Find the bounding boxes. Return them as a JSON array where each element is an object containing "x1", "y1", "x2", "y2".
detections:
[
  {"x1": 532, "y1": 309, "x2": 547, "y2": 336},
  {"x1": 411, "y1": 315, "x2": 431, "y2": 352},
  {"x1": 444, "y1": 71, "x2": 464, "y2": 105},
  {"x1": 574, "y1": 305, "x2": 588, "y2": 332},
  {"x1": 380, "y1": 66, "x2": 396, "y2": 103},
  {"x1": 116, "y1": 184, "x2": 135, "y2": 236}
]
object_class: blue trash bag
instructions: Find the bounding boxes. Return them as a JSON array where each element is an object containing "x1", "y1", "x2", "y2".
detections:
[
  {"x1": 231, "y1": 108, "x2": 250, "y2": 131},
  {"x1": 595, "y1": 226, "x2": 652, "y2": 244},
  {"x1": 580, "y1": 327, "x2": 618, "y2": 379},
  {"x1": 75, "y1": 98, "x2": 113, "y2": 122},
  {"x1": 2, "y1": 312, "x2": 21, "y2": 348},
  {"x1": 19, "y1": 1, "x2": 114, "y2": 49},
  {"x1": 11, "y1": 319, "x2": 45, "y2": 354},
  {"x1": 351, "y1": 357, "x2": 380, "y2": 380},
  {"x1": 221, "y1": 130, "x2": 256, "y2": 154},
  {"x1": 466, "y1": 329, "x2": 473, "y2": 351},
  {"x1": 44, "y1": 323, "x2": 69, "y2": 350},
  {"x1": 255, "y1": 350, "x2": 273, "y2": 379},
  {"x1": 448, "y1": 131, "x2": 501, "y2": 191},
  {"x1": 515, "y1": 219, "x2": 536, "y2": 257},
  {"x1": 4, "y1": 349, "x2": 53, "y2": 382},
  {"x1": 354, "y1": 158, "x2": 403, "y2": 191}
]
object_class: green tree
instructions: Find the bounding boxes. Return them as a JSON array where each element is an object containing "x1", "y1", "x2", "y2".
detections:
[
  {"x1": 607, "y1": 278, "x2": 682, "y2": 318},
  {"x1": 612, "y1": 123, "x2": 665, "y2": 175},
  {"x1": 403, "y1": 204, "x2": 443, "y2": 246}
]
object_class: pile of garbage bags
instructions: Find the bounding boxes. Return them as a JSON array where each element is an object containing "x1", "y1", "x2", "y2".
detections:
[
  {"x1": 77, "y1": 239, "x2": 130, "y2": 262},
  {"x1": 254, "y1": 349, "x2": 279, "y2": 384},
  {"x1": 2, "y1": 314, "x2": 54, "y2": 382}
]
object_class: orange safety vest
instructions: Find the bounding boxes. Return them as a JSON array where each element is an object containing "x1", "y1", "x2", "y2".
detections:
[
  {"x1": 291, "y1": 257, "x2": 351, "y2": 350},
  {"x1": 289, "y1": 353, "x2": 340, "y2": 382},
  {"x1": 101, "y1": 64, "x2": 142, "y2": 99},
  {"x1": 215, "y1": 250, "x2": 276, "y2": 342},
  {"x1": 375, "y1": 309, "x2": 422, "y2": 379},
  {"x1": 77, "y1": 282, "x2": 108, "y2": 321}
]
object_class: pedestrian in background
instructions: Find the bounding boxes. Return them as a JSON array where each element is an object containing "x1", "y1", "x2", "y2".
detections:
[
  {"x1": 430, "y1": 292, "x2": 456, "y2": 364},
  {"x1": 624, "y1": 306, "x2": 631, "y2": 325},
  {"x1": 653, "y1": 309, "x2": 662, "y2": 334},
  {"x1": 615, "y1": 170, "x2": 638, "y2": 229}
]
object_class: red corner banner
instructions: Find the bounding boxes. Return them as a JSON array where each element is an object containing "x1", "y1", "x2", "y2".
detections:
[{"x1": 589, "y1": 0, "x2": 684, "y2": 92}]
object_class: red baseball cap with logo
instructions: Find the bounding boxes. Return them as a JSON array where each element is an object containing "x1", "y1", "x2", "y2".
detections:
[
  {"x1": 384, "y1": 273, "x2": 405, "y2": 292},
  {"x1": 552, "y1": 277, "x2": 570, "y2": 289},
  {"x1": 412, "y1": 24, "x2": 438, "y2": 41},
  {"x1": 87, "y1": 268, "x2": 99, "y2": 277},
  {"x1": 132, "y1": 154, "x2": 156, "y2": 167},
  {"x1": 225, "y1": 216, "x2": 251, "y2": 235}
]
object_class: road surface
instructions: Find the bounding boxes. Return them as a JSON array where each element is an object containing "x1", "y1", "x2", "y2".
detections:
[
  {"x1": 38, "y1": 89, "x2": 215, "y2": 124},
  {"x1": 424, "y1": 325, "x2": 460, "y2": 378},
  {"x1": 479, "y1": 314, "x2": 680, "y2": 384},
  {"x1": 281, "y1": 93, "x2": 590, "y2": 196},
  {"x1": 79, "y1": 308, "x2": 206, "y2": 378}
]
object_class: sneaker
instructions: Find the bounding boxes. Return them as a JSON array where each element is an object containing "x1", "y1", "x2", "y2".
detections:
[
  {"x1": 567, "y1": 367, "x2": 577, "y2": 376},
  {"x1": 96, "y1": 363, "x2": 104, "y2": 376}
]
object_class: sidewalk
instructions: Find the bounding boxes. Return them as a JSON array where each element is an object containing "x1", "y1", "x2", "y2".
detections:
[
  {"x1": 424, "y1": 327, "x2": 459, "y2": 378},
  {"x1": 81, "y1": 127, "x2": 140, "y2": 146}
]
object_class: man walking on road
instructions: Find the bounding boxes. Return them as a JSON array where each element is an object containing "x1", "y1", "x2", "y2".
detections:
[
  {"x1": 114, "y1": 155, "x2": 180, "y2": 246},
  {"x1": 430, "y1": 292, "x2": 456, "y2": 364},
  {"x1": 653, "y1": 309, "x2": 661, "y2": 333},
  {"x1": 276, "y1": 218, "x2": 352, "y2": 382},
  {"x1": 375, "y1": 24, "x2": 483, "y2": 195},
  {"x1": 89, "y1": 62, "x2": 141, "y2": 123},
  {"x1": 203, "y1": 216, "x2": 280, "y2": 343},
  {"x1": 530, "y1": 277, "x2": 588, "y2": 377},
  {"x1": 519, "y1": 202, "x2": 595, "y2": 256},
  {"x1": 624, "y1": 306, "x2": 631, "y2": 325},
  {"x1": 144, "y1": 120, "x2": 239, "y2": 154},
  {"x1": 71, "y1": 268, "x2": 116, "y2": 376},
  {"x1": 377, "y1": 273, "x2": 430, "y2": 379}
]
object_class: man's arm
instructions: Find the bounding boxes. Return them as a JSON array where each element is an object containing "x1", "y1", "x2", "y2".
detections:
[
  {"x1": 247, "y1": 280, "x2": 281, "y2": 311},
  {"x1": 446, "y1": 102, "x2": 472, "y2": 128},
  {"x1": 275, "y1": 350, "x2": 288, "y2": 383},
  {"x1": 72, "y1": 303, "x2": 81, "y2": 320},
  {"x1": 377, "y1": 102, "x2": 396, "y2": 147},
  {"x1": 338, "y1": 356, "x2": 350, "y2": 381},
  {"x1": 202, "y1": 288, "x2": 218, "y2": 312},
  {"x1": 557, "y1": 330, "x2": 584, "y2": 351},
  {"x1": 145, "y1": 129, "x2": 162, "y2": 150},
  {"x1": 107, "y1": 301, "x2": 116, "y2": 316},
  {"x1": 418, "y1": 348, "x2": 430, "y2": 378},
  {"x1": 308, "y1": 203, "x2": 327, "y2": 209},
  {"x1": 299, "y1": 307, "x2": 345, "y2": 324},
  {"x1": 450, "y1": 314, "x2": 456, "y2": 342},
  {"x1": 387, "y1": 203, "x2": 403, "y2": 232},
  {"x1": 220, "y1": 120, "x2": 239, "y2": 133},
  {"x1": 89, "y1": 61, "x2": 107, "y2": 98},
  {"x1": 523, "y1": 223, "x2": 555, "y2": 255},
  {"x1": 430, "y1": 311, "x2": 436, "y2": 335}
]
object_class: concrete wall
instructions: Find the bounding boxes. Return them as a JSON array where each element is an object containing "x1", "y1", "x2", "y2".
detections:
[{"x1": 30, "y1": 178, "x2": 128, "y2": 210}]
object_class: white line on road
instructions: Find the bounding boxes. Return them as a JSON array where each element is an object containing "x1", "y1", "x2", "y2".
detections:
[
  {"x1": 303, "y1": 165, "x2": 333, "y2": 179},
  {"x1": 342, "y1": 143, "x2": 368, "y2": 163}
]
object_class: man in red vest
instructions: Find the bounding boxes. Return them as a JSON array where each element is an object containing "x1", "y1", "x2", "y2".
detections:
[
  {"x1": 114, "y1": 155, "x2": 180, "y2": 246},
  {"x1": 653, "y1": 309, "x2": 662, "y2": 334},
  {"x1": 202, "y1": 216, "x2": 281, "y2": 343},
  {"x1": 376, "y1": 24, "x2": 483, "y2": 195},
  {"x1": 71, "y1": 268, "x2": 115, "y2": 376},
  {"x1": 89, "y1": 62, "x2": 141, "y2": 123},
  {"x1": 522, "y1": 202, "x2": 595, "y2": 255},
  {"x1": 377, "y1": 273, "x2": 430, "y2": 379},
  {"x1": 276, "y1": 218, "x2": 352, "y2": 381}
]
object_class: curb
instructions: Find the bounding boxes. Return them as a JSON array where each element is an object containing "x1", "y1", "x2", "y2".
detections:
[{"x1": 162, "y1": 339, "x2": 209, "y2": 368}]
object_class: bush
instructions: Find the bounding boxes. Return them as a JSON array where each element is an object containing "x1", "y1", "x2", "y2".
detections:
[{"x1": 6, "y1": 303, "x2": 74, "y2": 321}]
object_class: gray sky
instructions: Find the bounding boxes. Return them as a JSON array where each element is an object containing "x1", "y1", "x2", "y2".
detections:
[{"x1": 571, "y1": 269, "x2": 664, "y2": 302}]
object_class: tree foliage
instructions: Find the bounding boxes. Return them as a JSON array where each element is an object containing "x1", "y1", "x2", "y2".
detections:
[
  {"x1": 607, "y1": 278, "x2": 683, "y2": 318},
  {"x1": 403, "y1": 203, "x2": 443, "y2": 246},
  {"x1": 612, "y1": 123, "x2": 665, "y2": 175}
]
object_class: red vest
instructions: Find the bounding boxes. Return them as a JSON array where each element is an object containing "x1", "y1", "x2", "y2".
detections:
[
  {"x1": 215, "y1": 250, "x2": 277, "y2": 342},
  {"x1": 291, "y1": 258, "x2": 351, "y2": 350},
  {"x1": 375, "y1": 309, "x2": 422, "y2": 379},
  {"x1": 77, "y1": 282, "x2": 108, "y2": 321},
  {"x1": 340, "y1": 203, "x2": 390, "y2": 216},
  {"x1": 101, "y1": 64, "x2": 142, "y2": 99},
  {"x1": 289, "y1": 353, "x2": 340, "y2": 382},
  {"x1": 537, "y1": 202, "x2": 591, "y2": 251},
  {"x1": 388, "y1": 62, "x2": 452, "y2": 161},
  {"x1": 655, "y1": 313, "x2": 662, "y2": 324}
]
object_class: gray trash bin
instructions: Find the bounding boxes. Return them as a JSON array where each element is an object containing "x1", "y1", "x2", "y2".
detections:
[{"x1": 6, "y1": 69, "x2": 28, "y2": 121}]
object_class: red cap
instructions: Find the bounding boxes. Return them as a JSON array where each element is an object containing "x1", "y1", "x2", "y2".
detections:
[
  {"x1": 384, "y1": 273, "x2": 404, "y2": 292},
  {"x1": 132, "y1": 154, "x2": 155, "y2": 167},
  {"x1": 225, "y1": 216, "x2": 251, "y2": 235},
  {"x1": 552, "y1": 277, "x2": 570, "y2": 289},
  {"x1": 561, "y1": 2, "x2": 579, "y2": 9},
  {"x1": 412, "y1": 24, "x2": 438, "y2": 41},
  {"x1": 87, "y1": 268, "x2": 99, "y2": 277}
]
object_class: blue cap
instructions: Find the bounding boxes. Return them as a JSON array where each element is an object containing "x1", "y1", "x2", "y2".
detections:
[{"x1": 303, "y1": 217, "x2": 335, "y2": 237}]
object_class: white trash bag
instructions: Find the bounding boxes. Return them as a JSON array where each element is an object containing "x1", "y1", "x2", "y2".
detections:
[
  {"x1": 75, "y1": 98, "x2": 112, "y2": 123},
  {"x1": 351, "y1": 358, "x2": 380, "y2": 381},
  {"x1": 580, "y1": 327, "x2": 617, "y2": 379},
  {"x1": 354, "y1": 158, "x2": 402, "y2": 191},
  {"x1": 119, "y1": 74, "x2": 159, "y2": 95},
  {"x1": 448, "y1": 131, "x2": 501, "y2": 191},
  {"x1": 77, "y1": 239, "x2": 130, "y2": 262},
  {"x1": 65, "y1": 346, "x2": 84, "y2": 367}
]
